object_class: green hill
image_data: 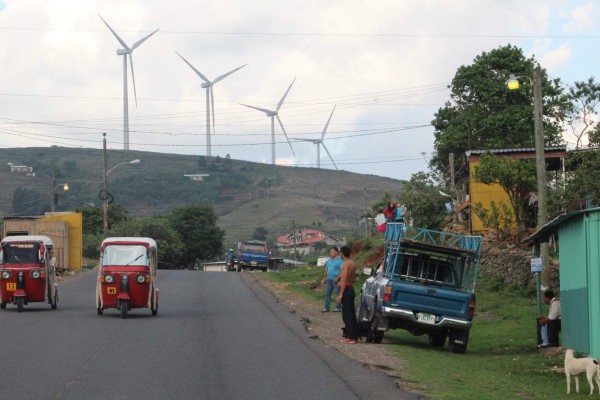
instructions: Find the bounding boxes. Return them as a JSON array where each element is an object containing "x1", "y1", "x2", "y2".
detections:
[{"x1": 0, "y1": 147, "x2": 404, "y2": 243}]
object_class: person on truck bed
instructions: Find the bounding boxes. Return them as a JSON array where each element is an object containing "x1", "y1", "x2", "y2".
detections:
[
  {"x1": 394, "y1": 203, "x2": 407, "y2": 223},
  {"x1": 336, "y1": 245, "x2": 359, "y2": 344}
]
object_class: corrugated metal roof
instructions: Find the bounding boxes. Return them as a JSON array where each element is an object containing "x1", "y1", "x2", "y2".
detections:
[
  {"x1": 524, "y1": 207, "x2": 600, "y2": 243},
  {"x1": 466, "y1": 145, "x2": 567, "y2": 157},
  {"x1": 2, "y1": 215, "x2": 43, "y2": 220}
]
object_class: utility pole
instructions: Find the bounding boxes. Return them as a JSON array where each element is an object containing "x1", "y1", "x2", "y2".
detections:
[
  {"x1": 533, "y1": 65, "x2": 549, "y2": 287},
  {"x1": 449, "y1": 153, "x2": 457, "y2": 224},
  {"x1": 103, "y1": 133, "x2": 109, "y2": 236},
  {"x1": 292, "y1": 219, "x2": 297, "y2": 262},
  {"x1": 364, "y1": 188, "x2": 368, "y2": 239},
  {"x1": 50, "y1": 167, "x2": 56, "y2": 213}
]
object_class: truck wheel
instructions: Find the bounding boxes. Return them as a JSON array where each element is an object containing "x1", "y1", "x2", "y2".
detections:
[
  {"x1": 367, "y1": 312, "x2": 384, "y2": 344},
  {"x1": 449, "y1": 329, "x2": 469, "y2": 354},
  {"x1": 428, "y1": 332, "x2": 447, "y2": 347}
]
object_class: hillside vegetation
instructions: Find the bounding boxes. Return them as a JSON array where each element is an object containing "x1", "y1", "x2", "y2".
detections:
[{"x1": 0, "y1": 147, "x2": 403, "y2": 242}]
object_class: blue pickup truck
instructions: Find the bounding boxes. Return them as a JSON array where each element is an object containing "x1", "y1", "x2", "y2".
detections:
[
  {"x1": 237, "y1": 240, "x2": 270, "y2": 272},
  {"x1": 357, "y1": 223, "x2": 482, "y2": 353}
]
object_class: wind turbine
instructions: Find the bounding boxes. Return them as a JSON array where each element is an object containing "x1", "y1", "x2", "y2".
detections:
[
  {"x1": 240, "y1": 78, "x2": 296, "y2": 165},
  {"x1": 293, "y1": 105, "x2": 338, "y2": 170},
  {"x1": 176, "y1": 52, "x2": 246, "y2": 157},
  {"x1": 99, "y1": 15, "x2": 159, "y2": 150}
]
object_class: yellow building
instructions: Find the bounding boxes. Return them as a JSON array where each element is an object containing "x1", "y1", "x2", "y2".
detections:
[
  {"x1": 2, "y1": 212, "x2": 83, "y2": 270},
  {"x1": 466, "y1": 146, "x2": 566, "y2": 232}
]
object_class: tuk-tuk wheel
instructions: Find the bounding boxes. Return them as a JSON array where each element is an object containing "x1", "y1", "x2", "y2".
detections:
[
  {"x1": 16, "y1": 297, "x2": 24, "y2": 313},
  {"x1": 120, "y1": 301, "x2": 128, "y2": 319},
  {"x1": 97, "y1": 307, "x2": 103, "y2": 315},
  {"x1": 0, "y1": 302, "x2": 6, "y2": 309}
]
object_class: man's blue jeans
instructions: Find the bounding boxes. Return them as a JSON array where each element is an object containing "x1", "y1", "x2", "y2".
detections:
[{"x1": 324, "y1": 279, "x2": 341, "y2": 311}]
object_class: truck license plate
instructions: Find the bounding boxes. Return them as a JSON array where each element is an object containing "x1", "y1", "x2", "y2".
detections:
[{"x1": 416, "y1": 312, "x2": 436, "y2": 324}]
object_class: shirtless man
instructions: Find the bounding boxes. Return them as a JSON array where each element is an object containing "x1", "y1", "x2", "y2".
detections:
[{"x1": 336, "y1": 245, "x2": 359, "y2": 343}]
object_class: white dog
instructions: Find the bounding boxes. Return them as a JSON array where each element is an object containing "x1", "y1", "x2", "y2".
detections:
[{"x1": 564, "y1": 348, "x2": 600, "y2": 394}]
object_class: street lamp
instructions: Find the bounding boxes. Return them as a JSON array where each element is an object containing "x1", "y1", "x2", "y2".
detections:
[
  {"x1": 507, "y1": 65, "x2": 548, "y2": 318},
  {"x1": 50, "y1": 167, "x2": 69, "y2": 213},
  {"x1": 102, "y1": 133, "x2": 141, "y2": 236}
]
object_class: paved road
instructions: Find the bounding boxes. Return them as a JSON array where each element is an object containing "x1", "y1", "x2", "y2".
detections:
[{"x1": 0, "y1": 270, "x2": 418, "y2": 400}]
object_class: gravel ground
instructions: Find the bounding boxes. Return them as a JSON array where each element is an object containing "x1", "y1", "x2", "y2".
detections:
[{"x1": 247, "y1": 272, "x2": 421, "y2": 394}]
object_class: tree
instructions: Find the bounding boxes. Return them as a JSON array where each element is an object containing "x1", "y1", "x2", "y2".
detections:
[
  {"x1": 169, "y1": 204, "x2": 225, "y2": 267},
  {"x1": 252, "y1": 227, "x2": 268, "y2": 241},
  {"x1": 399, "y1": 172, "x2": 447, "y2": 230},
  {"x1": 76, "y1": 204, "x2": 129, "y2": 235},
  {"x1": 431, "y1": 44, "x2": 568, "y2": 187},
  {"x1": 110, "y1": 216, "x2": 184, "y2": 269},
  {"x1": 371, "y1": 192, "x2": 393, "y2": 213},
  {"x1": 473, "y1": 153, "x2": 537, "y2": 229},
  {"x1": 566, "y1": 77, "x2": 600, "y2": 149}
]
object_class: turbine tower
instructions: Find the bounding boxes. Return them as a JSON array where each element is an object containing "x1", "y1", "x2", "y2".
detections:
[
  {"x1": 293, "y1": 105, "x2": 338, "y2": 170},
  {"x1": 176, "y1": 52, "x2": 246, "y2": 157},
  {"x1": 99, "y1": 16, "x2": 159, "y2": 150},
  {"x1": 240, "y1": 78, "x2": 296, "y2": 165}
]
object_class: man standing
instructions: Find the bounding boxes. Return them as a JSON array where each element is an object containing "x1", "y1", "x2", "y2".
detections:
[
  {"x1": 321, "y1": 247, "x2": 342, "y2": 312},
  {"x1": 538, "y1": 290, "x2": 561, "y2": 348},
  {"x1": 336, "y1": 245, "x2": 359, "y2": 343}
]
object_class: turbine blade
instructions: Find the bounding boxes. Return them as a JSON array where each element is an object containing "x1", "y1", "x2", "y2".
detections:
[
  {"x1": 240, "y1": 103, "x2": 274, "y2": 115},
  {"x1": 129, "y1": 54, "x2": 138, "y2": 107},
  {"x1": 131, "y1": 28, "x2": 160, "y2": 50},
  {"x1": 276, "y1": 115, "x2": 295, "y2": 157},
  {"x1": 293, "y1": 138, "x2": 319, "y2": 143},
  {"x1": 213, "y1": 64, "x2": 247, "y2": 84},
  {"x1": 210, "y1": 86, "x2": 216, "y2": 135},
  {"x1": 322, "y1": 143, "x2": 339, "y2": 170},
  {"x1": 99, "y1": 15, "x2": 131, "y2": 51},
  {"x1": 276, "y1": 77, "x2": 296, "y2": 112},
  {"x1": 321, "y1": 105, "x2": 337, "y2": 140},
  {"x1": 175, "y1": 52, "x2": 210, "y2": 83}
]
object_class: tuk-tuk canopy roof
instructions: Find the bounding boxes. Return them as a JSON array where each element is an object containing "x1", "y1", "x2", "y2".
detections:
[
  {"x1": 524, "y1": 207, "x2": 600, "y2": 244},
  {"x1": 1, "y1": 235, "x2": 54, "y2": 247},
  {"x1": 101, "y1": 237, "x2": 157, "y2": 249}
]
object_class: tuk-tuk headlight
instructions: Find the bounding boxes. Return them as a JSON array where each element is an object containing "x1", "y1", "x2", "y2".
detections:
[
  {"x1": 1, "y1": 271, "x2": 11, "y2": 279},
  {"x1": 136, "y1": 274, "x2": 147, "y2": 284},
  {"x1": 103, "y1": 274, "x2": 115, "y2": 284},
  {"x1": 31, "y1": 270, "x2": 41, "y2": 279}
]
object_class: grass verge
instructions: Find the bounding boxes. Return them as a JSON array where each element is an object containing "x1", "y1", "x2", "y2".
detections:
[{"x1": 262, "y1": 267, "x2": 569, "y2": 400}]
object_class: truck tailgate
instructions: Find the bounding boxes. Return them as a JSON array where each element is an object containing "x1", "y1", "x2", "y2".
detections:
[
  {"x1": 241, "y1": 252, "x2": 268, "y2": 263},
  {"x1": 389, "y1": 282, "x2": 472, "y2": 319}
]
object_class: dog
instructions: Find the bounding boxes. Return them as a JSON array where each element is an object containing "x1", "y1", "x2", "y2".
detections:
[{"x1": 564, "y1": 348, "x2": 600, "y2": 394}]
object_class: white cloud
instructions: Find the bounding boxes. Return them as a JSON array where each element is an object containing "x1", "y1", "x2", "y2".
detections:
[{"x1": 563, "y1": 2, "x2": 598, "y2": 33}]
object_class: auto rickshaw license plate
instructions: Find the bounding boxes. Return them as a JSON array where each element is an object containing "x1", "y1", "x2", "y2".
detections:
[
  {"x1": 6, "y1": 282, "x2": 16, "y2": 291},
  {"x1": 107, "y1": 287, "x2": 116, "y2": 294}
]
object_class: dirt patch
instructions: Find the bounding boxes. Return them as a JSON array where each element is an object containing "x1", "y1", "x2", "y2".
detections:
[{"x1": 249, "y1": 273, "x2": 419, "y2": 393}]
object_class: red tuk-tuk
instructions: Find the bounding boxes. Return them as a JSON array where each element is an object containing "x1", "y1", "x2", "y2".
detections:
[
  {"x1": 96, "y1": 237, "x2": 159, "y2": 318},
  {"x1": 0, "y1": 236, "x2": 58, "y2": 312}
]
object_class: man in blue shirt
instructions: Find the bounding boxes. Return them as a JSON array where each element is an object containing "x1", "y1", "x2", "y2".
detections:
[{"x1": 321, "y1": 247, "x2": 343, "y2": 312}]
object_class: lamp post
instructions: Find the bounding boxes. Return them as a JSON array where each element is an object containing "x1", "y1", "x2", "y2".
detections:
[
  {"x1": 507, "y1": 65, "x2": 548, "y2": 318},
  {"x1": 50, "y1": 167, "x2": 69, "y2": 213},
  {"x1": 102, "y1": 133, "x2": 141, "y2": 236}
]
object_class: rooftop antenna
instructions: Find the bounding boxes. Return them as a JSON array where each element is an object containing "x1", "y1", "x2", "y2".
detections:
[
  {"x1": 176, "y1": 52, "x2": 246, "y2": 157},
  {"x1": 240, "y1": 78, "x2": 296, "y2": 165},
  {"x1": 99, "y1": 15, "x2": 159, "y2": 150}
]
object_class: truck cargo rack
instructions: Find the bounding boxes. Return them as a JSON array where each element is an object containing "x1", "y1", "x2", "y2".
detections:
[{"x1": 383, "y1": 223, "x2": 482, "y2": 292}]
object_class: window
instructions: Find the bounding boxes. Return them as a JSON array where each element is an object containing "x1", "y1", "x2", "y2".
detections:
[{"x1": 103, "y1": 245, "x2": 147, "y2": 266}]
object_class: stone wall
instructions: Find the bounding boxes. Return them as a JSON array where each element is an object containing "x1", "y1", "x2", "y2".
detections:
[{"x1": 478, "y1": 229, "x2": 560, "y2": 291}]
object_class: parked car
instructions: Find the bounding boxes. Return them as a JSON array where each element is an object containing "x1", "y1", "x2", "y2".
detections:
[{"x1": 357, "y1": 223, "x2": 482, "y2": 353}]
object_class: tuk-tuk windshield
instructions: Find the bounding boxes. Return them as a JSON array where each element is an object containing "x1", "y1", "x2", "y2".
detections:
[
  {"x1": 103, "y1": 245, "x2": 148, "y2": 267},
  {"x1": 1, "y1": 242, "x2": 41, "y2": 264}
]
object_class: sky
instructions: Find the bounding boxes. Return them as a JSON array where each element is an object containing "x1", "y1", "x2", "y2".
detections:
[{"x1": 0, "y1": 0, "x2": 598, "y2": 180}]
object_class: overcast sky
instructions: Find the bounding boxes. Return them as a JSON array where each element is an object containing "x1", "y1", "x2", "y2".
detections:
[{"x1": 0, "y1": 0, "x2": 598, "y2": 180}]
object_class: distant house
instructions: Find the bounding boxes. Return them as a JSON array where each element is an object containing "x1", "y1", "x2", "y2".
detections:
[
  {"x1": 8, "y1": 165, "x2": 35, "y2": 176},
  {"x1": 184, "y1": 174, "x2": 209, "y2": 181},
  {"x1": 466, "y1": 146, "x2": 567, "y2": 232},
  {"x1": 275, "y1": 229, "x2": 342, "y2": 255}
]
